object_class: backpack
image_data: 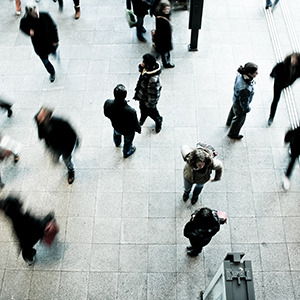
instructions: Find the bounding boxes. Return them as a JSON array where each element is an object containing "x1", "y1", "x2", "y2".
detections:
[{"x1": 196, "y1": 142, "x2": 217, "y2": 158}]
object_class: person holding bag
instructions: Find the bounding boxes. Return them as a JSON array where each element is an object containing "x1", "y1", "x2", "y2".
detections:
[{"x1": 154, "y1": 0, "x2": 174, "y2": 68}]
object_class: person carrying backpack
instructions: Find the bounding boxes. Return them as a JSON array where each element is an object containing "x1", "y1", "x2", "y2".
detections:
[{"x1": 181, "y1": 144, "x2": 223, "y2": 205}]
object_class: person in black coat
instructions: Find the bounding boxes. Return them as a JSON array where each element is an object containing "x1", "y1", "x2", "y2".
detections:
[
  {"x1": 104, "y1": 84, "x2": 141, "y2": 158},
  {"x1": 154, "y1": 0, "x2": 174, "y2": 68},
  {"x1": 20, "y1": 4, "x2": 59, "y2": 82},
  {"x1": 127, "y1": 0, "x2": 150, "y2": 42},
  {"x1": 282, "y1": 127, "x2": 300, "y2": 190},
  {"x1": 0, "y1": 196, "x2": 54, "y2": 265},
  {"x1": 184, "y1": 207, "x2": 220, "y2": 256},
  {"x1": 268, "y1": 53, "x2": 300, "y2": 126},
  {"x1": 34, "y1": 107, "x2": 78, "y2": 184}
]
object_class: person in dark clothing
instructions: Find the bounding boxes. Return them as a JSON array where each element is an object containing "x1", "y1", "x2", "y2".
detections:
[
  {"x1": 0, "y1": 99, "x2": 13, "y2": 117},
  {"x1": 268, "y1": 53, "x2": 300, "y2": 126},
  {"x1": 34, "y1": 107, "x2": 78, "y2": 184},
  {"x1": 184, "y1": 207, "x2": 220, "y2": 257},
  {"x1": 20, "y1": 4, "x2": 59, "y2": 82},
  {"x1": 104, "y1": 84, "x2": 141, "y2": 158},
  {"x1": 226, "y1": 62, "x2": 258, "y2": 140},
  {"x1": 127, "y1": 0, "x2": 150, "y2": 42},
  {"x1": 134, "y1": 53, "x2": 163, "y2": 133},
  {"x1": 0, "y1": 196, "x2": 55, "y2": 265},
  {"x1": 282, "y1": 127, "x2": 300, "y2": 190},
  {"x1": 154, "y1": 0, "x2": 174, "y2": 68}
]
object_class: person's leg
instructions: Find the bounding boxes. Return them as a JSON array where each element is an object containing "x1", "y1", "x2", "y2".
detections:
[
  {"x1": 226, "y1": 105, "x2": 234, "y2": 126},
  {"x1": 39, "y1": 56, "x2": 55, "y2": 82},
  {"x1": 183, "y1": 176, "x2": 193, "y2": 201},
  {"x1": 136, "y1": 16, "x2": 146, "y2": 42},
  {"x1": 113, "y1": 130, "x2": 122, "y2": 147},
  {"x1": 139, "y1": 102, "x2": 149, "y2": 125},
  {"x1": 285, "y1": 155, "x2": 297, "y2": 178},
  {"x1": 73, "y1": 0, "x2": 80, "y2": 19},
  {"x1": 266, "y1": 0, "x2": 272, "y2": 8},
  {"x1": 187, "y1": 237, "x2": 203, "y2": 256},
  {"x1": 62, "y1": 154, "x2": 75, "y2": 184},
  {"x1": 227, "y1": 105, "x2": 247, "y2": 138},
  {"x1": 191, "y1": 183, "x2": 205, "y2": 204},
  {"x1": 123, "y1": 133, "x2": 135, "y2": 157},
  {"x1": 22, "y1": 247, "x2": 36, "y2": 265},
  {"x1": 162, "y1": 52, "x2": 174, "y2": 68},
  {"x1": 58, "y1": 0, "x2": 63, "y2": 11},
  {"x1": 148, "y1": 106, "x2": 163, "y2": 133},
  {"x1": 269, "y1": 81, "x2": 283, "y2": 122},
  {"x1": 15, "y1": 0, "x2": 21, "y2": 13}
]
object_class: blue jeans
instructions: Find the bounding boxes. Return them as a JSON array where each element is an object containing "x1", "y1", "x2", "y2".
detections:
[
  {"x1": 113, "y1": 130, "x2": 135, "y2": 156},
  {"x1": 39, "y1": 44, "x2": 58, "y2": 75},
  {"x1": 183, "y1": 176, "x2": 205, "y2": 197}
]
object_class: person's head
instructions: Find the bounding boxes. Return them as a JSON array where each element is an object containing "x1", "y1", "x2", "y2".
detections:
[
  {"x1": 291, "y1": 53, "x2": 300, "y2": 66},
  {"x1": 157, "y1": 0, "x2": 171, "y2": 15},
  {"x1": 237, "y1": 62, "x2": 258, "y2": 79},
  {"x1": 25, "y1": 2, "x2": 39, "y2": 18},
  {"x1": 113, "y1": 84, "x2": 127, "y2": 102},
  {"x1": 141, "y1": 53, "x2": 157, "y2": 71},
  {"x1": 36, "y1": 107, "x2": 53, "y2": 125},
  {"x1": 0, "y1": 196, "x2": 24, "y2": 219},
  {"x1": 188, "y1": 148, "x2": 211, "y2": 170}
]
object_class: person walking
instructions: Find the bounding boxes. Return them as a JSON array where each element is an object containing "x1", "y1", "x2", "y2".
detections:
[
  {"x1": 127, "y1": 0, "x2": 150, "y2": 42},
  {"x1": 265, "y1": 0, "x2": 279, "y2": 10},
  {"x1": 0, "y1": 196, "x2": 56, "y2": 265},
  {"x1": 181, "y1": 144, "x2": 223, "y2": 205},
  {"x1": 282, "y1": 127, "x2": 300, "y2": 190},
  {"x1": 104, "y1": 84, "x2": 141, "y2": 158},
  {"x1": 226, "y1": 62, "x2": 258, "y2": 140},
  {"x1": 268, "y1": 53, "x2": 300, "y2": 126},
  {"x1": 34, "y1": 107, "x2": 78, "y2": 184},
  {"x1": 52, "y1": 0, "x2": 81, "y2": 19},
  {"x1": 20, "y1": 4, "x2": 59, "y2": 82},
  {"x1": 154, "y1": 0, "x2": 174, "y2": 68},
  {"x1": 184, "y1": 207, "x2": 220, "y2": 257},
  {"x1": 133, "y1": 53, "x2": 163, "y2": 133}
]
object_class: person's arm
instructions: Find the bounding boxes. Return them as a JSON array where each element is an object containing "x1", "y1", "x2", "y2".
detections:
[
  {"x1": 47, "y1": 14, "x2": 59, "y2": 45},
  {"x1": 238, "y1": 89, "x2": 251, "y2": 113},
  {"x1": 211, "y1": 158, "x2": 223, "y2": 181},
  {"x1": 126, "y1": 0, "x2": 131, "y2": 10},
  {"x1": 133, "y1": 111, "x2": 141, "y2": 133},
  {"x1": 20, "y1": 16, "x2": 31, "y2": 36},
  {"x1": 147, "y1": 77, "x2": 161, "y2": 107}
]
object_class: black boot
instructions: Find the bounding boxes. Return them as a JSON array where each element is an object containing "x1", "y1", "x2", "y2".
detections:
[{"x1": 155, "y1": 116, "x2": 163, "y2": 133}]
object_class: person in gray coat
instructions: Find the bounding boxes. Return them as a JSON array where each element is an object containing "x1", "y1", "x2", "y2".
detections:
[{"x1": 226, "y1": 62, "x2": 258, "y2": 140}]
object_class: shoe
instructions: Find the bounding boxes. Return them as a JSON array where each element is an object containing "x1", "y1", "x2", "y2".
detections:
[
  {"x1": 50, "y1": 73, "x2": 55, "y2": 83},
  {"x1": 124, "y1": 146, "x2": 136, "y2": 158},
  {"x1": 155, "y1": 117, "x2": 163, "y2": 133},
  {"x1": 191, "y1": 196, "x2": 198, "y2": 205},
  {"x1": 7, "y1": 109, "x2": 12, "y2": 117},
  {"x1": 164, "y1": 63, "x2": 175, "y2": 68},
  {"x1": 142, "y1": 27, "x2": 146, "y2": 33},
  {"x1": 138, "y1": 36, "x2": 147, "y2": 43},
  {"x1": 268, "y1": 117, "x2": 273, "y2": 126},
  {"x1": 265, "y1": 4, "x2": 272, "y2": 9},
  {"x1": 74, "y1": 6, "x2": 81, "y2": 19},
  {"x1": 282, "y1": 176, "x2": 290, "y2": 190},
  {"x1": 186, "y1": 245, "x2": 193, "y2": 250},
  {"x1": 115, "y1": 143, "x2": 121, "y2": 147},
  {"x1": 0, "y1": 182, "x2": 5, "y2": 189},
  {"x1": 15, "y1": 11, "x2": 21, "y2": 15},
  {"x1": 227, "y1": 134, "x2": 243, "y2": 140},
  {"x1": 59, "y1": 3, "x2": 63, "y2": 11},
  {"x1": 14, "y1": 154, "x2": 20, "y2": 163},
  {"x1": 68, "y1": 171, "x2": 75, "y2": 184},
  {"x1": 183, "y1": 192, "x2": 189, "y2": 202},
  {"x1": 26, "y1": 249, "x2": 37, "y2": 266},
  {"x1": 226, "y1": 123, "x2": 231, "y2": 127},
  {"x1": 187, "y1": 249, "x2": 200, "y2": 257}
]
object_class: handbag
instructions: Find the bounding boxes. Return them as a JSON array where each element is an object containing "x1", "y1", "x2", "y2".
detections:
[
  {"x1": 42, "y1": 219, "x2": 59, "y2": 246},
  {"x1": 126, "y1": 9, "x2": 136, "y2": 28}
]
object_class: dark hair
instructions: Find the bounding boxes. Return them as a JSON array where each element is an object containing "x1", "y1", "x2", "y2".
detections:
[
  {"x1": 188, "y1": 148, "x2": 212, "y2": 169},
  {"x1": 0, "y1": 196, "x2": 23, "y2": 218},
  {"x1": 193, "y1": 207, "x2": 215, "y2": 229},
  {"x1": 157, "y1": 0, "x2": 171, "y2": 14},
  {"x1": 113, "y1": 84, "x2": 127, "y2": 101},
  {"x1": 142, "y1": 53, "x2": 157, "y2": 70},
  {"x1": 237, "y1": 62, "x2": 258, "y2": 75},
  {"x1": 284, "y1": 52, "x2": 300, "y2": 65}
]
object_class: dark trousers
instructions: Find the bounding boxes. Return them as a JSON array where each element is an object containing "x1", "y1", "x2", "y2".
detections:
[
  {"x1": 286, "y1": 154, "x2": 299, "y2": 178},
  {"x1": 57, "y1": 0, "x2": 80, "y2": 6},
  {"x1": 189, "y1": 236, "x2": 212, "y2": 254},
  {"x1": 227, "y1": 104, "x2": 247, "y2": 137},
  {"x1": 139, "y1": 101, "x2": 162, "y2": 125},
  {"x1": 269, "y1": 82, "x2": 284, "y2": 119},
  {"x1": 136, "y1": 16, "x2": 145, "y2": 39},
  {"x1": 113, "y1": 130, "x2": 135, "y2": 156},
  {"x1": 160, "y1": 51, "x2": 171, "y2": 67},
  {"x1": 40, "y1": 57, "x2": 55, "y2": 75}
]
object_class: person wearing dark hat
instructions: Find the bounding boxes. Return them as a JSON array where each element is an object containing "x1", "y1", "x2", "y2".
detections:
[
  {"x1": 226, "y1": 62, "x2": 258, "y2": 140},
  {"x1": 104, "y1": 84, "x2": 141, "y2": 158}
]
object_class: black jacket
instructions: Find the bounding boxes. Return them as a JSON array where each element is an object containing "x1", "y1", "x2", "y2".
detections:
[
  {"x1": 20, "y1": 12, "x2": 59, "y2": 57},
  {"x1": 104, "y1": 99, "x2": 141, "y2": 136},
  {"x1": 127, "y1": 0, "x2": 150, "y2": 17},
  {"x1": 35, "y1": 115, "x2": 77, "y2": 156},
  {"x1": 285, "y1": 127, "x2": 300, "y2": 157},
  {"x1": 155, "y1": 14, "x2": 173, "y2": 53}
]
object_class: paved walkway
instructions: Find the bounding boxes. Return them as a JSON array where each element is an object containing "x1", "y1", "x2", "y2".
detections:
[{"x1": 0, "y1": 0, "x2": 300, "y2": 299}]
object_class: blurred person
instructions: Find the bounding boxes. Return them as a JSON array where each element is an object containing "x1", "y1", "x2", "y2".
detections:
[
  {"x1": 34, "y1": 107, "x2": 78, "y2": 184},
  {"x1": 20, "y1": 3, "x2": 59, "y2": 82},
  {"x1": 0, "y1": 98, "x2": 13, "y2": 117},
  {"x1": 104, "y1": 84, "x2": 141, "y2": 158},
  {"x1": 282, "y1": 126, "x2": 300, "y2": 190},
  {"x1": 154, "y1": 0, "x2": 174, "y2": 68},
  {"x1": 184, "y1": 207, "x2": 220, "y2": 257},
  {"x1": 127, "y1": 0, "x2": 150, "y2": 42},
  {"x1": 226, "y1": 62, "x2": 258, "y2": 139},
  {"x1": 268, "y1": 53, "x2": 300, "y2": 126},
  {"x1": 0, "y1": 196, "x2": 56, "y2": 265},
  {"x1": 15, "y1": 0, "x2": 22, "y2": 15},
  {"x1": 133, "y1": 53, "x2": 163, "y2": 133},
  {"x1": 265, "y1": 0, "x2": 279, "y2": 10},
  {"x1": 181, "y1": 144, "x2": 222, "y2": 205}
]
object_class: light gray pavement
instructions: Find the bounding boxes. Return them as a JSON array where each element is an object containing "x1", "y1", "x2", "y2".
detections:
[{"x1": 0, "y1": 0, "x2": 300, "y2": 299}]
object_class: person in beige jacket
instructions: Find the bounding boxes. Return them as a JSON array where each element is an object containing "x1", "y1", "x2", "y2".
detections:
[{"x1": 181, "y1": 145, "x2": 223, "y2": 205}]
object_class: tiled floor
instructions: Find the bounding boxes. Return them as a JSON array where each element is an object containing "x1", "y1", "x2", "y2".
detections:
[{"x1": 0, "y1": 0, "x2": 300, "y2": 299}]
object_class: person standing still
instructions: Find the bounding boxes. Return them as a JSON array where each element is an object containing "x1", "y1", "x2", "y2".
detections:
[
  {"x1": 104, "y1": 84, "x2": 141, "y2": 158},
  {"x1": 134, "y1": 53, "x2": 163, "y2": 133},
  {"x1": 20, "y1": 4, "x2": 59, "y2": 82},
  {"x1": 226, "y1": 62, "x2": 258, "y2": 140}
]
